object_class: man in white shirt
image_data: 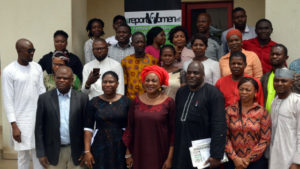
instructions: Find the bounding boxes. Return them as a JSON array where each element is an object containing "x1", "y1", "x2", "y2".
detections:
[
  {"x1": 2, "y1": 39, "x2": 46, "y2": 169},
  {"x1": 106, "y1": 15, "x2": 127, "y2": 46},
  {"x1": 82, "y1": 38, "x2": 124, "y2": 99},
  {"x1": 220, "y1": 7, "x2": 256, "y2": 56},
  {"x1": 269, "y1": 68, "x2": 300, "y2": 169}
]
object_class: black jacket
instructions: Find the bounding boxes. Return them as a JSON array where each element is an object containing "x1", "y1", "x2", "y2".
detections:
[{"x1": 35, "y1": 89, "x2": 88, "y2": 165}]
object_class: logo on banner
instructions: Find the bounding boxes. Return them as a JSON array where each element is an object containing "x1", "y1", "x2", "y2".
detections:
[{"x1": 128, "y1": 12, "x2": 181, "y2": 25}]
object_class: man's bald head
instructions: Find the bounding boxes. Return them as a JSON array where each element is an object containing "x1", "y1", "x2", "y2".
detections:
[
  {"x1": 197, "y1": 13, "x2": 211, "y2": 34},
  {"x1": 188, "y1": 61, "x2": 205, "y2": 76},
  {"x1": 16, "y1": 38, "x2": 35, "y2": 65},
  {"x1": 16, "y1": 39, "x2": 32, "y2": 51},
  {"x1": 186, "y1": 61, "x2": 205, "y2": 90},
  {"x1": 55, "y1": 66, "x2": 74, "y2": 94},
  {"x1": 55, "y1": 66, "x2": 73, "y2": 77}
]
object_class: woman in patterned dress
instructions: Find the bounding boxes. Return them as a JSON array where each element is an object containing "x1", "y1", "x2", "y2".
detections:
[{"x1": 225, "y1": 77, "x2": 271, "y2": 169}]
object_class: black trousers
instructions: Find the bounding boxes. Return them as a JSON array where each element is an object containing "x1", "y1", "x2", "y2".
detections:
[{"x1": 224, "y1": 156, "x2": 268, "y2": 169}]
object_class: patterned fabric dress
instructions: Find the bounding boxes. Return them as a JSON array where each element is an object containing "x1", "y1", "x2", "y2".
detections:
[
  {"x1": 121, "y1": 53, "x2": 158, "y2": 100},
  {"x1": 225, "y1": 102, "x2": 271, "y2": 169},
  {"x1": 85, "y1": 96, "x2": 131, "y2": 169}
]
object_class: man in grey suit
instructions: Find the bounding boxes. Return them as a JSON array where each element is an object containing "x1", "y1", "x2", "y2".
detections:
[{"x1": 35, "y1": 66, "x2": 89, "y2": 169}]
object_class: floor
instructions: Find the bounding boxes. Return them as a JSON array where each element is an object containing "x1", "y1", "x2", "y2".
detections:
[{"x1": 0, "y1": 159, "x2": 18, "y2": 169}]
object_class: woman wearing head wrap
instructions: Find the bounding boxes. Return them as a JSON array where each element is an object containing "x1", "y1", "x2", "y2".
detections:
[
  {"x1": 145, "y1": 26, "x2": 166, "y2": 59},
  {"x1": 43, "y1": 51, "x2": 81, "y2": 91},
  {"x1": 123, "y1": 65, "x2": 176, "y2": 169},
  {"x1": 219, "y1": 29, "x2": 263, "y2": 79}
]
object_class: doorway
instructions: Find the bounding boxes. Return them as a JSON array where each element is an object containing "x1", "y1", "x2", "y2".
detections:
[{"x1": 181, "y1": 1, "x2": 233, "y2": 40}]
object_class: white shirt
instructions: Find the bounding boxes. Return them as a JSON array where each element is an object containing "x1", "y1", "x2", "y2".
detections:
[
  {"x1": 84, "y1": 39, "x2": 95, "y2": 63},
  {"x1": 2, "y1": 61, "x2": 45, "y2": 150},
  {"x1": 81, "y1": 57, "x2": 124, "y2": 99},
  {"x1": 269, "y1": 93, "x2": 300, "y2": 169},
  {"x1": 106, "y1": 35, "x2": 118, "y2": 46},
  {"x1": 183, "y1": 58, "x2": 220, "y2": 85},
  {"x1": 57, "y1": 89, "x2": 71, "y2": 145}
]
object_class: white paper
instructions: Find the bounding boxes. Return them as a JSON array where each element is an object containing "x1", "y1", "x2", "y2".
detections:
[{"x1": 189, "y1": 138, "x2": 228, "y2": 169}]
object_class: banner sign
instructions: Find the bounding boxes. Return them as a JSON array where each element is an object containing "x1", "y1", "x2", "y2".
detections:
[{"x1": 125, "y1": 10, "x2": 181, "y2": 43}]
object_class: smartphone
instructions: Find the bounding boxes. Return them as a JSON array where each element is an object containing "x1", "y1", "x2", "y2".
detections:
[{"x1": 93, "y1": 68, "x2": 100, "y2": 76}]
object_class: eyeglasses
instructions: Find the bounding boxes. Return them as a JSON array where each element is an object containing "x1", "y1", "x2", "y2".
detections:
[
  {"x1": 27, "y1": 48, "x2": 36, "y2": 53},
  {"x1": 93, "y1": 47, "x2": 107, "y2": 51}
]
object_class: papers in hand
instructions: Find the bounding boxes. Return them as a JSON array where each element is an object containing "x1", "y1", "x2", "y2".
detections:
[{"x1": 189, "y1": 138, "x2": 228, "y2": 169}]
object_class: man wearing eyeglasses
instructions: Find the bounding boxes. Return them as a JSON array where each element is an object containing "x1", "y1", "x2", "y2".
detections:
[
  {"x1": 2, "y1": 39, "x2": 46, "y2": 169},
  {"x1": 82, "y1": 38, "x2": 124, "y2": 99}
]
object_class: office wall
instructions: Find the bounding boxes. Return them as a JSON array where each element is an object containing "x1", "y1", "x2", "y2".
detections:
[
  {"x1": 266, "y1": 0, "x2": 299, "y2": 64},
  {"x1": 0, "y1": 0, "x2": 72, "y2": 158}
]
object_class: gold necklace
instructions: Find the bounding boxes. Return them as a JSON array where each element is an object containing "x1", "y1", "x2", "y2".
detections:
[
  {"x1": 103, "y1": 94, "x2": 117, "y2": 104},
  {"x1": 146, "y1": 92, "x2": 161, "y2": 100}
]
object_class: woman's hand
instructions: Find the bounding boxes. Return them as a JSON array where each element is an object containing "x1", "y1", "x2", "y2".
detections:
[
  {"x1": 241, "y1": 158, "x2": 250, "y2": 168},
  {"x1": 126, "y1": 157, "x2": 133, "y2": 168},
  {"x1": 82, "y1": 152, "x2": 95, "y2": 169},
  {"x1": 233, "y1": 157, "x2": 247, "y2": 169},
  {"x1": 162, "y1": 158, "x2": 172, "y2": 169}
]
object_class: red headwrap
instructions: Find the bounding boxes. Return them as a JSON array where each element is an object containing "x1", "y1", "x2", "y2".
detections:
[
  {"x1": 141, "y1": 65, "x2": 169, "y2": 86},
  {"x1": 226, "y1": 29, "x2": 242, "y2": 41}
]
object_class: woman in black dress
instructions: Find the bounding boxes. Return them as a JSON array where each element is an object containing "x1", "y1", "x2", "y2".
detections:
[{"x1": 82, "y1": 71, "x2": 131, "y2": 169}]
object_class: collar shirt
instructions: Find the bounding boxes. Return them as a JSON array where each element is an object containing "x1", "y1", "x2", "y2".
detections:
[
  {"x1": 82, "y1": 57, "x2": 124, "y2": 99},
  {"x1": 56, "y1": 89, "x2": 71, "y2": 145},
  {"x1": 220, "y1": 25, "x2": 256, "y2": 56},
  {"x1": 108, "y1": 43, "x2": 134, "y2": 63},
  {"x1": 243, "y1": 38, "x2": 277, "y2": 74}
]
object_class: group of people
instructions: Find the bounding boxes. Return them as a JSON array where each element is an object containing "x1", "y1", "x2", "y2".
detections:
[{"x1": 2, "y1": 6, "x2": 300, "y2": 169}]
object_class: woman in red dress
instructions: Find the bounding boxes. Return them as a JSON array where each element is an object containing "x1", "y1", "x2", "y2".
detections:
[{"x1": 123, "y1": 65, "x2": 176, "y2": 169}]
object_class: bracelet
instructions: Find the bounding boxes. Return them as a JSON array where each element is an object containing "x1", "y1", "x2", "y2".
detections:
[
  {"x1": 84, "y1": 150, "x2": 90, "y2": 154},
  {"x1": 125, "y1": 154, "x2": 132, "y2": 159},
  {"x1": 85, "y1": 83, "x2": 90, "y2": 89}
]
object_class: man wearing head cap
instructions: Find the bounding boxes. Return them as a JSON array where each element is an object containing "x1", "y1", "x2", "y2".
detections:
[
  {"x1": 172, "y1": 61, "x2": 226, "y2": 169},
  {"x1": 219, "y1": 29, "x2": 263, "y2": 79},
  {"x1": 269, "y1": 68, "x2": 300, "y2": 169}
]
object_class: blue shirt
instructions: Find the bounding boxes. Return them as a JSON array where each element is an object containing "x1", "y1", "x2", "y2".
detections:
[{"x1": 57, "y1": 89, "x2": 71, "y2": 145}]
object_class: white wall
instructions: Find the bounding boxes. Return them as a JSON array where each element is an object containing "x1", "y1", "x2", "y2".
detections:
[
  {"x1": 0, "y1": 0, "x2": 73, "y2": 158},
  {"x1": 266, "y1": 0, "x2": 300, "y2": 64}
]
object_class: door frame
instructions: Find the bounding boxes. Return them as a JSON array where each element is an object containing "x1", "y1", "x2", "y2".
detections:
[{"x1": 181, "y1": 1, "x2": 233, "y2": 37}]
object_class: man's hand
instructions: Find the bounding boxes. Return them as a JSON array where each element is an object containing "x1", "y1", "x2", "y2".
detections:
[
  {"x1": 85, "y1": 71, "x2": 100, "y2": 89},
  {"x1": 289, "y1": 164, "x2": 300, "y2": 169},
  {"x1": 39, "y1": 157, "x2": 49, "y2": 169},
  {"x1": 205, "y1": 157, "x2": 222, "y2": 169},
  {"x1": 11, "y1": 122, "x2": 21, "y2": 143}
]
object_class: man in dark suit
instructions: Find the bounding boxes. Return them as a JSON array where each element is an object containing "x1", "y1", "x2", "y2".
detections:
[{"x1": 35, "y1": 66, "x2": 88, "y2": 169}]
